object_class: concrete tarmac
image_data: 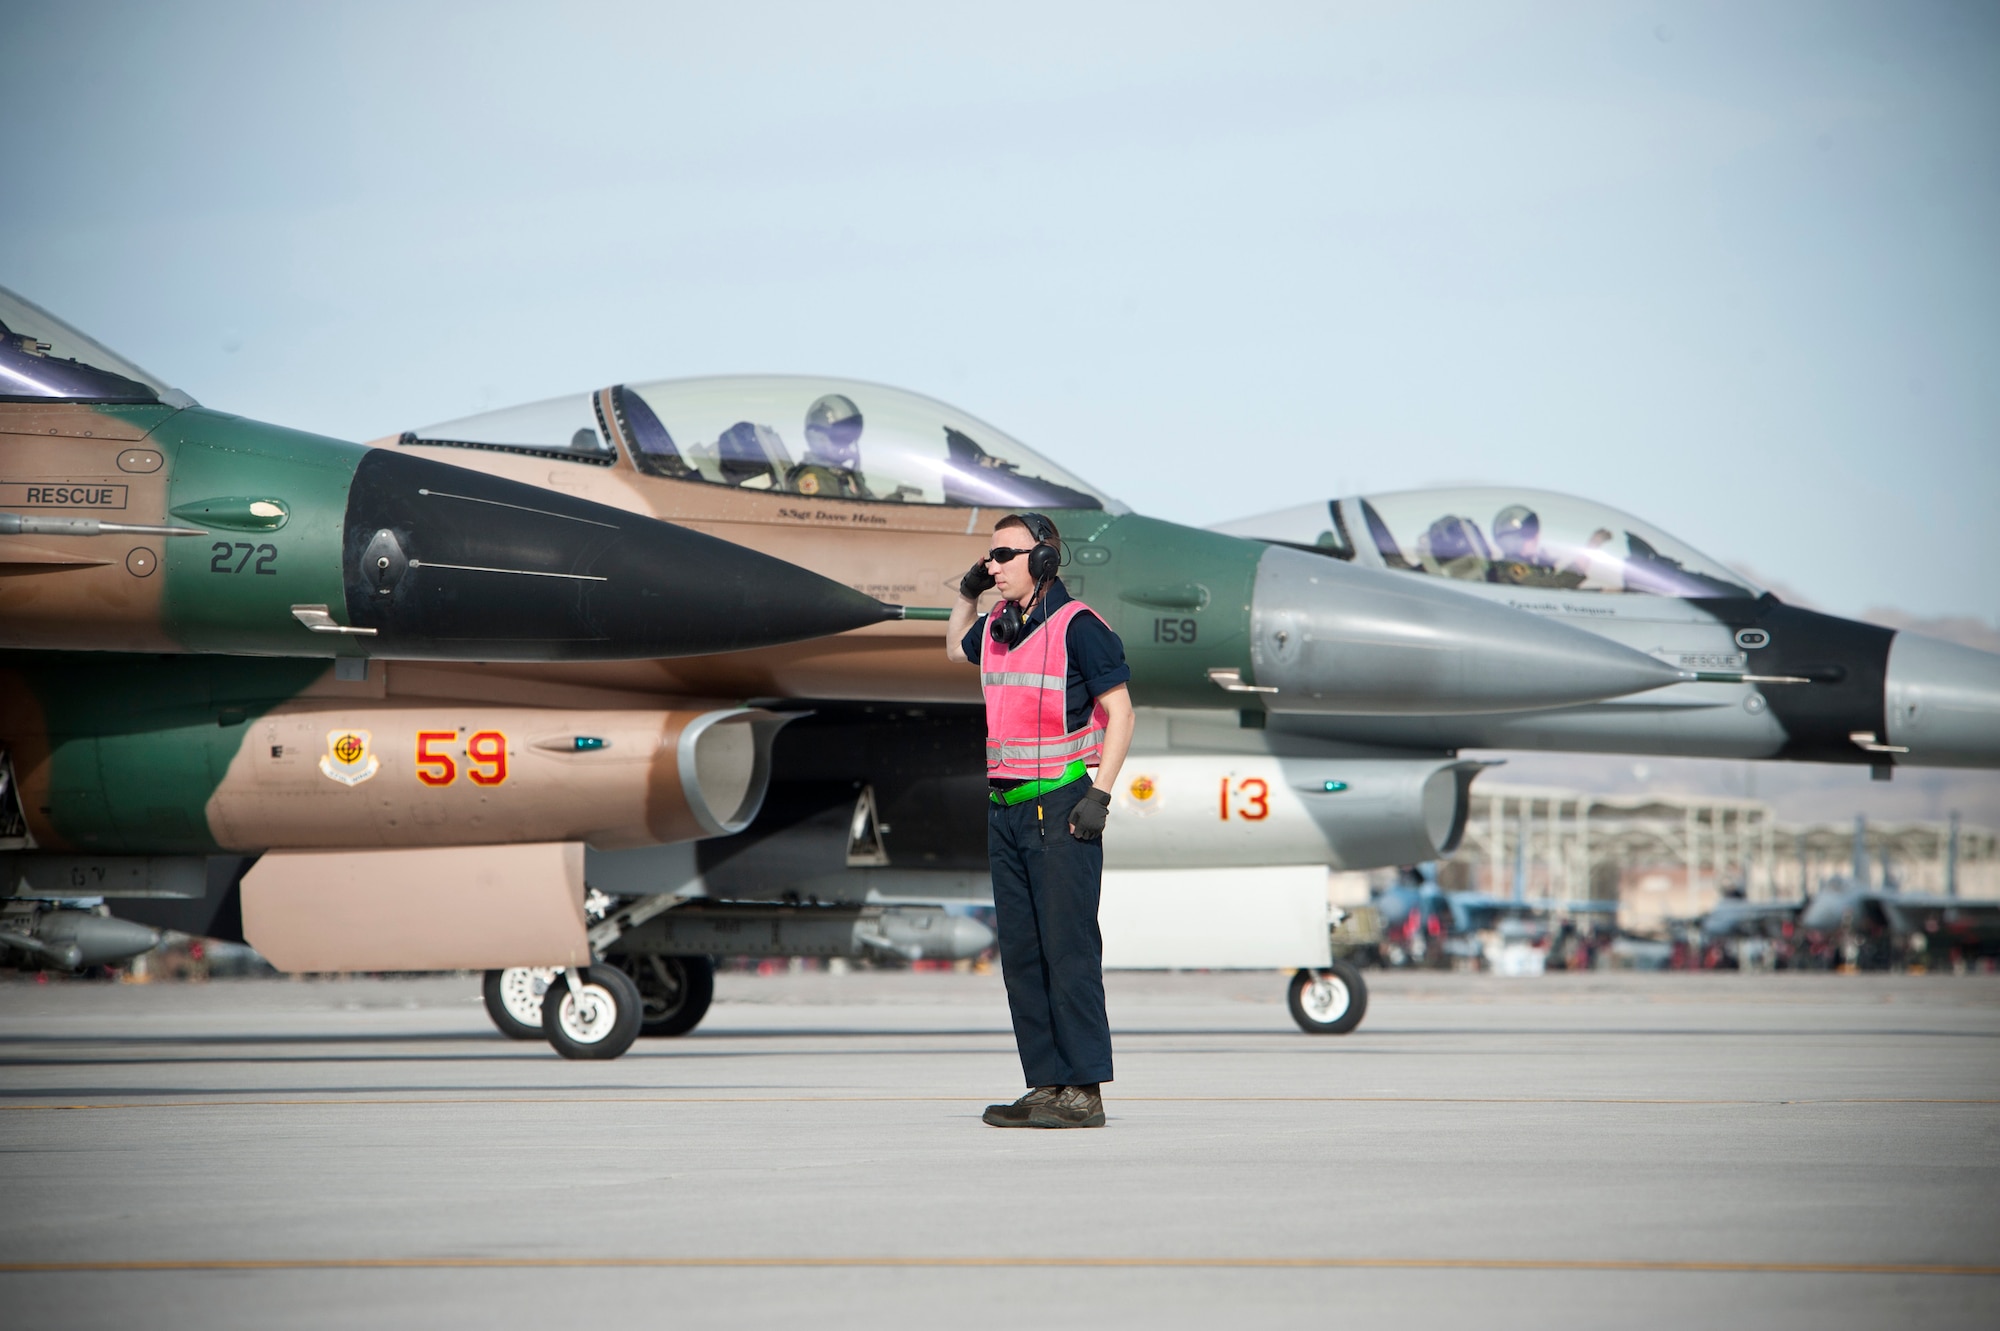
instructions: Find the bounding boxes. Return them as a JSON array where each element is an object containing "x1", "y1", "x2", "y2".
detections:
[{"x1": 2, "y1": 968, "x2": 1997, "y2": 1329}]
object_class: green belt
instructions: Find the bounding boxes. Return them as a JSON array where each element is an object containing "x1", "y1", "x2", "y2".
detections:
[{"x1": 990, "y1": 760, "x2": 1088, "y2": 806}]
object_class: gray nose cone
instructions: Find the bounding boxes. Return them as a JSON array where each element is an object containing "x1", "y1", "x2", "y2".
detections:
[
  {"x1": 1885, "y1": 631, "x2": 2000, "y2": 768},
  {"x1": 1249, "y1": 546, "x2": 1686, "y2": 715}
]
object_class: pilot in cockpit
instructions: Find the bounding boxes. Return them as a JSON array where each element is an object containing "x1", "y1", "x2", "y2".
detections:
[
  {"x1": 716, "y1": 421, "x2": 793, "y2": 488},
  {"x1": 787, "y1": 394, "x2": 872, "y2": 499},
  {"x1": 1492, "y1": 505, "x2": 1618, "y2": 591},
  {"x1": 1491, "y1": 505, "x2": 1581, "y2": 589},
  {"x1": 1416, "y1": 514, "x2": 1493, "y2": 582}
]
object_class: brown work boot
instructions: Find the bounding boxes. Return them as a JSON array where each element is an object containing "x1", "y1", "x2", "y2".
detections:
[
  {"x1": 982, "y1": 1085, "x2": 1061, "y2": 1127},
  {"x1": 1027, "y1": 1083, "x2": 1105, "y2": 1128}
]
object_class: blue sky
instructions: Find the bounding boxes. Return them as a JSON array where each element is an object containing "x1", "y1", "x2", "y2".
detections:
[{"x1": 6, "y1": 1, "x2": 1996, "y2": 621}]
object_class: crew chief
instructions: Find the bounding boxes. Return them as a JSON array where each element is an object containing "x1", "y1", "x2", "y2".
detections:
[{"x1": 946, "y1": 512, "x2": 1134, "y2": 1129}]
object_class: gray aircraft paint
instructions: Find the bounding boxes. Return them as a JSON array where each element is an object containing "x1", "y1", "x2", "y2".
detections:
[{"x1": 1247, "y1": 545, "x2": 1689, "y2": 716}]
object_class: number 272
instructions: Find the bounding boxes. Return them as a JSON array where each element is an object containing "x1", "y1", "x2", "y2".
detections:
[{"x1": 210, "y1": 542, "x2": 277, "y2": 574}]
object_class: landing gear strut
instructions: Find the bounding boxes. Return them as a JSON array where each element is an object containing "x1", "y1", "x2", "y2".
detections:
[{"x1": 1287, "y1": 960, "x2": 1368, "y2": 1034}]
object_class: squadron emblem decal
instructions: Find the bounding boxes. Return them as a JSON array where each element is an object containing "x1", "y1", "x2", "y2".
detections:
[
  {"x1": 1125, "y1": 774, "x2": 1160, "y2": 816},
  {"x1": 319, "y1": 729, "x2": 380, "y2": 786}
]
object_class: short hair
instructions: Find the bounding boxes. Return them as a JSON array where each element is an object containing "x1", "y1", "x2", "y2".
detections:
[{"x1": 993, "y1": 512, "x2": 1059, "y2": 549}]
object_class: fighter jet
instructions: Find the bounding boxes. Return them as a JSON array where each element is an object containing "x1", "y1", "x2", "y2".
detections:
[{"x1": 1701, "y1": 817, "x2": 2000, "y2": 970}]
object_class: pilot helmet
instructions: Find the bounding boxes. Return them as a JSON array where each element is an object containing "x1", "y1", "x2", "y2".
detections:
[
  {"x1": 1423, "y1": 514, "x2": 1487, "y2": 564},
  {"x1": 804, "y1": 393, "x2": 864, "y2": 470},
  {"x1": 1492, "y1": 504, "x2": 1541, "y2": 558}
]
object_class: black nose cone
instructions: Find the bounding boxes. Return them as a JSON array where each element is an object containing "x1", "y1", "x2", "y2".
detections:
[{"x1": 342, "y1": 449, "x2": 893, "y2": 659}]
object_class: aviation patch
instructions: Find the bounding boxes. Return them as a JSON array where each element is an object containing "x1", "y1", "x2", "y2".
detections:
[{"x1": 319, "y1": 729, "x2": 380, "y2": 786}]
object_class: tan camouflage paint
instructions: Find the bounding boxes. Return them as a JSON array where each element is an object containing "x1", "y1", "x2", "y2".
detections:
[
  {"x1": 0, "y1": 403, "x2": 177, "y2": 650},
  {"x1": 203, "y1": 696, "x2": 761, "y2": 852},
  {"x1": 241, "y1": 841, "x2": 589, "y2": 971},
  {"x1": 362, "y1": 429, "x2": 1015, "y2": 704}
]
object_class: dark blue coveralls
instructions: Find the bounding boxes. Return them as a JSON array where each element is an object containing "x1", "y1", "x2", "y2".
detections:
[{"x1": 964, "y1": 578, "x2": 1130, "y2": 1089}]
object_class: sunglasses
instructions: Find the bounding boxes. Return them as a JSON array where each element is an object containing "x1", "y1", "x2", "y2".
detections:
[{"x1": 986, "y1": 546, "x2": 1036, "y2": 565}]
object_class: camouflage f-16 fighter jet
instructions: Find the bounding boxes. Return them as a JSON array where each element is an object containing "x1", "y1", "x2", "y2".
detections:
[{"x1": 0, "y1": 288, "x2": 914, "y2": 1054}]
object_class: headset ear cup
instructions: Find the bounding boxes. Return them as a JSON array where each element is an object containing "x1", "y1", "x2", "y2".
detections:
[{"x1": 1028, "y1": 544, "x2": 1059, "y2": 582}]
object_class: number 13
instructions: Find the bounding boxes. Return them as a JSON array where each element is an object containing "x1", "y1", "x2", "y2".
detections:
[{"x1": 1219, "y1": 777, "x2": 1269, "y2": 821}]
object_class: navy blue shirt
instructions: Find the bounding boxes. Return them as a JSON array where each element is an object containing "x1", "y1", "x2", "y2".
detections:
[{"x1": 964, "y1": 578, "x2": 1131, "y2": 732}]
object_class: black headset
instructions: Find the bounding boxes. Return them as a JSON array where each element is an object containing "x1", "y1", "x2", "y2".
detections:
[{"x1": 988, "y1": 512, "x2": 1061, "y2": 646}]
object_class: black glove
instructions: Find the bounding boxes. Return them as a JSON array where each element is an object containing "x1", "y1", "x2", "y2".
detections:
[
  {"x1": 1067, "y1": 786, "x2": 1111, "y2": 840},
  {"x1": 959, "y1": 559, "x2": 996, "y2": 600}
]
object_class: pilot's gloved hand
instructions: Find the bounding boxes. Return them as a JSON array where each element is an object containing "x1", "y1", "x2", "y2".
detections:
[
  {"x1": 959, "y1": 560, "x2": 997, "y2": 600},
  {"x1": 1068, "y1": 786, "x2": 1111, "y2": 840}
]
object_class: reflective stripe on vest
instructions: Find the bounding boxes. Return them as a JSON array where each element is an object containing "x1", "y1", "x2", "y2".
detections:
[
  {"x1": 980, "y1": 599, "x2": 1110, "y2": 779},
  {"x1": 980, "y1": 670, "x2": 1066, "y2": 691}
]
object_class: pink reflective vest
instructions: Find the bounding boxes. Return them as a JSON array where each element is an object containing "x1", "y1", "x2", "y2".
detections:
[{"x1": 981, "y1": 599, "x2": 1110, "y2": 779}]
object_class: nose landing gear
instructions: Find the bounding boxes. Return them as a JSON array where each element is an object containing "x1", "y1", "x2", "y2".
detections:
[
  {"x1": 542, "y1": 964, "x2": 643, "y2": 1060},
  {"x1": 483, "y1": 954, "x2": 715, "y2": 1055},
  {"x1": 1287, "y1": 959, "x2": 1368, "y2": 1034}
]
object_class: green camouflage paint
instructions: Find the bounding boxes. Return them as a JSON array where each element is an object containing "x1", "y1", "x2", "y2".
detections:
[
  {"x1": 1073, "y1": 514, "x2": 1263, "y2": 709},
  {"x1": 6, "y1": 653, "x2": 328, "y2": 852},
  {"x1": 154, "y1": 409, "x2": 365, "y2": 654}
]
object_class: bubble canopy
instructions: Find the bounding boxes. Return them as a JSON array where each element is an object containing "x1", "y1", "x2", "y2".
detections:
[
  {"x1": 0, "y1": 286, "x2": 190, "y2": 406},
  {"x1": 1215, "y1": 487, "x2": 1760, "y2": 599},
  {"x1": 412, "y1": 376, "x2": 1118, "y2": 512}
]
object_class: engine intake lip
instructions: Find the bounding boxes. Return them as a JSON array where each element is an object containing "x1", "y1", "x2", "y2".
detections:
[{"x1": 674, "y1": 709, "x2": 799, "y2": 837}]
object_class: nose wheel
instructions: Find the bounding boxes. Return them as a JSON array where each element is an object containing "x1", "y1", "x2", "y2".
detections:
[
  {"x1": 1287, "y1": 960, "x2": 1368, "y2": 1034},
  {"x1": 541, "y1": 965, "x2": 644, "y2": 1060}
]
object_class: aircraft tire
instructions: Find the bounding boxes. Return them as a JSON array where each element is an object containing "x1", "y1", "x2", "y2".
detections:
[
  {"x1": 543, "y1": 964, "x2": 643, "y2": 1060},
  {"x1": 1287, "y1": 961, "x2": 1368, "y2": 1035},
  {"x1": 613, "y1": 954, "x2": 716, "y2": 1037},
  {"x1": 483, "y1": 967, "x2": 556, "y2": 1040}
]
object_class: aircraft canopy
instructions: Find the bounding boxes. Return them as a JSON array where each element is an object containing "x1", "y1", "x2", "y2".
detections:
[
  {"x1": 1215, "y1": 488, "x2": 1759, "y2": 599},
  {"x1": 0, "y1": 287, "x2": 188, "y2": 406},
  {"x1": 413, "y1": 376, "x2": 1117, "y2": 512}
]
